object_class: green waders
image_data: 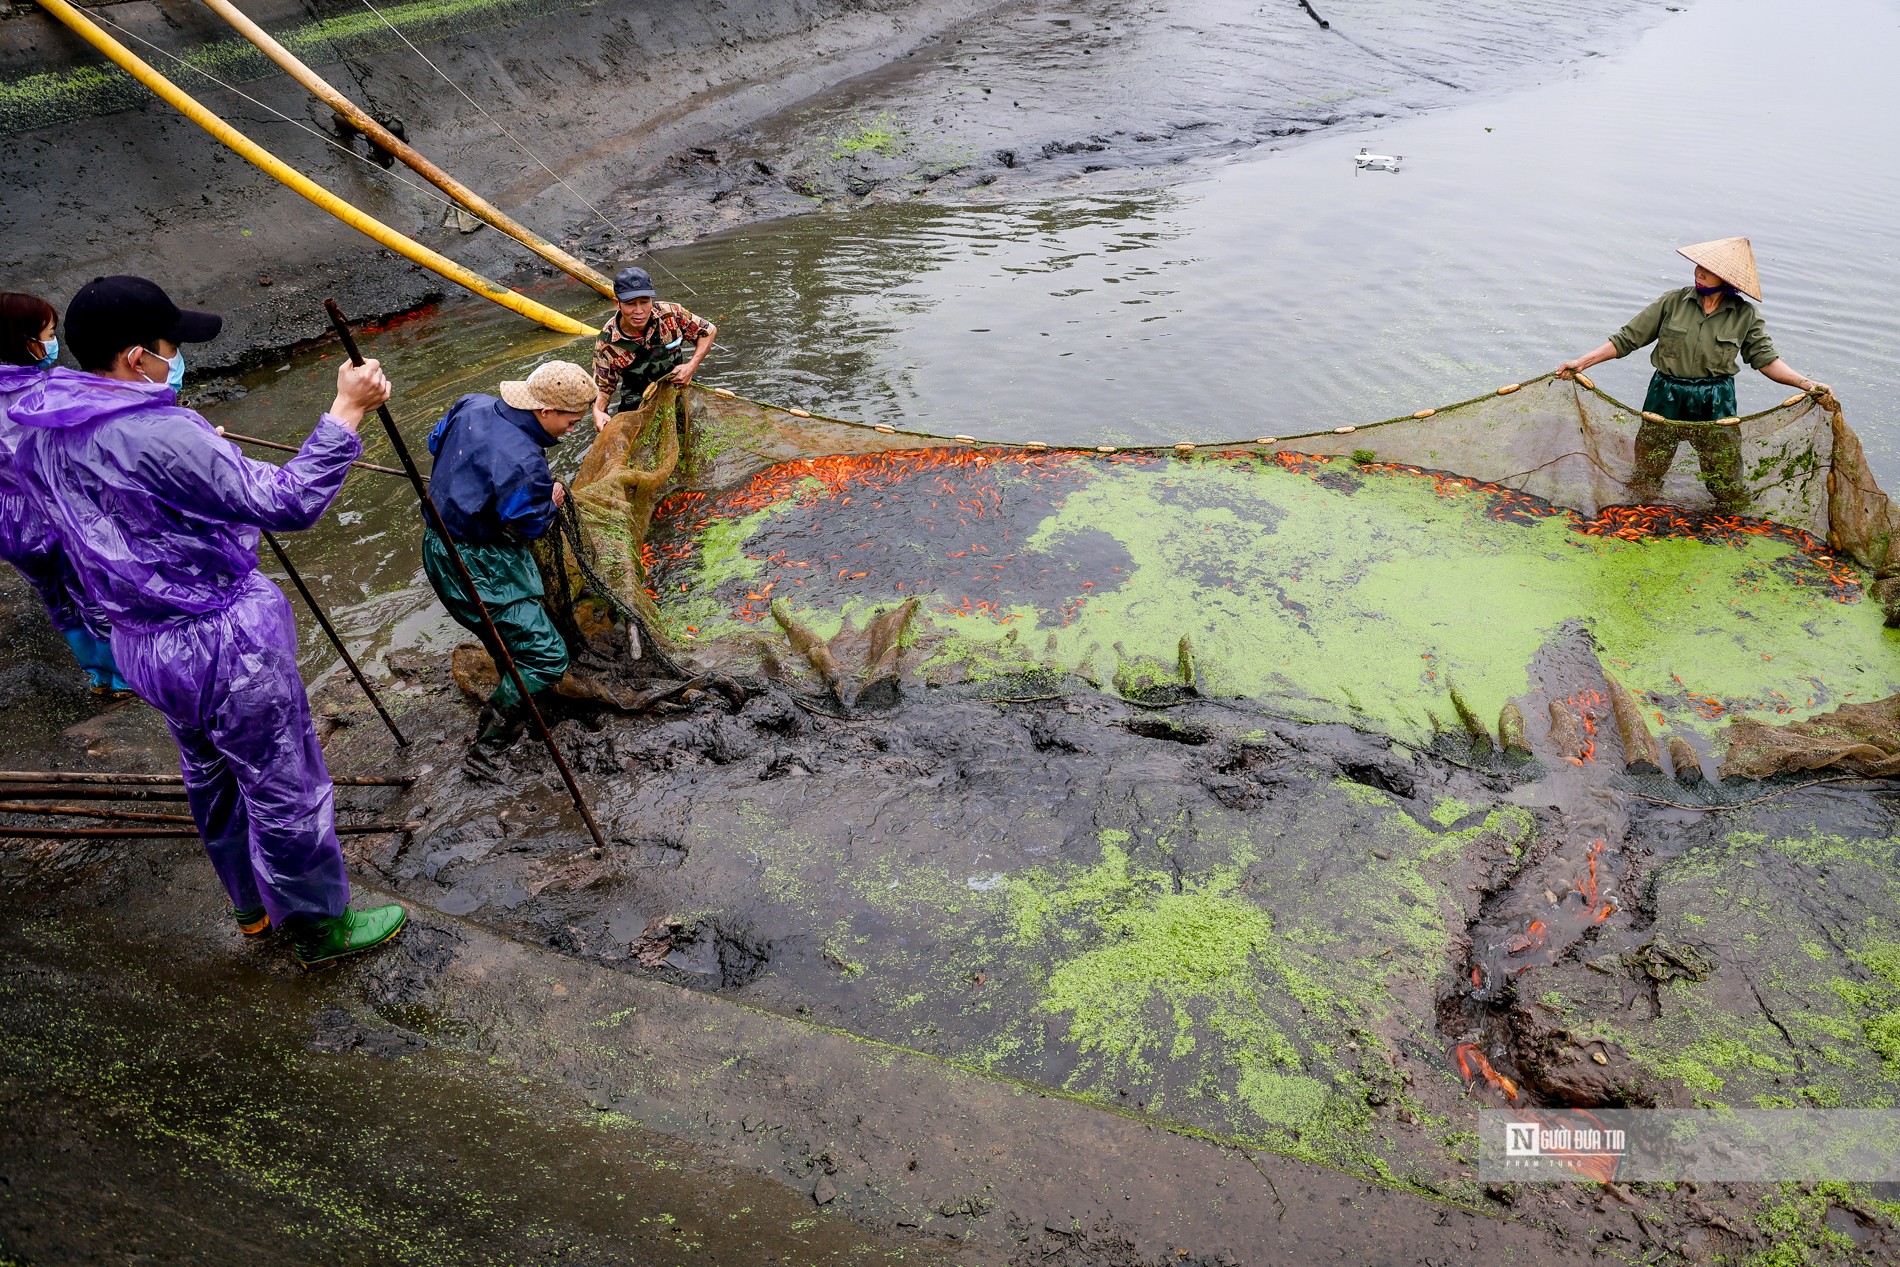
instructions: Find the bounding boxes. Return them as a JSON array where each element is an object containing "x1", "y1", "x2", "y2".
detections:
[
  {"x1": 1629, "y1": 372, "x2": 1747, "y2": 514},
  {"x1": 420, "y1": 527, "x2": 569, "y2": 715}
]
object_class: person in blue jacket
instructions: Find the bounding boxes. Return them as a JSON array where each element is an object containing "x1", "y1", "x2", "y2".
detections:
[{"x1": 422, "y1": 360, "x2": 595, "y2": 777}]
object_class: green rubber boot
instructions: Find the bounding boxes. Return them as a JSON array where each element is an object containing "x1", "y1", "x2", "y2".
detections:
[
  {"x1": 233, "y1": 905, "x2": 272, "y2": 938},
  {"x1": 289, "y1": 903, "x2": 407, "y2": 969}
]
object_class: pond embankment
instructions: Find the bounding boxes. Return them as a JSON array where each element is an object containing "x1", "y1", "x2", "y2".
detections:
[{"x1": 1, "y1": 0, "x2": 1004, "y2": 364}]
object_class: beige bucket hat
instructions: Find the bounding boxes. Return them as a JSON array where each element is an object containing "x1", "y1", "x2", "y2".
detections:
[
  {"x1": 1677, "y1": 236, "x2": 1762, "y2": 301},
  {"x1": 499, "y1": 360, "x2": 595, "y2": 413}
]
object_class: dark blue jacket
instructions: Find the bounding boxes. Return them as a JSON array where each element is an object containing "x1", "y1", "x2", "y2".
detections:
[{"x1": 426, "y1": 393, "x2": 560, "y2": 545}]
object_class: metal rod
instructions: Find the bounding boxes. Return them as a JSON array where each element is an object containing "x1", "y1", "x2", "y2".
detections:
[
  {"x1": 0, "y1": 771, "x2": 414, "y2": 787},
  {"x1": 324, "y1": 299, "x2": 608, "y2": 850},
  {"x1": 192, "y1": 0, "x2": 615, "y2": 298},
  {"x1": 0, "y1": 803, "x2": 194, "y2": 824},
  {"x1": 220, "y1": 429, "x2": 414, "y2": 479},
  {"x1": 0, "y1": 821, "x2": 424, "y2": 839},
  {"x1": 260, "y1": 530, "x2": 408, "y2": 747}
]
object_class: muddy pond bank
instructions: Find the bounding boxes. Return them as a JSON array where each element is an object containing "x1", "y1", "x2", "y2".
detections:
[{"x1": 14, "y1": 654, "x2": 1900, "y2": 1262}]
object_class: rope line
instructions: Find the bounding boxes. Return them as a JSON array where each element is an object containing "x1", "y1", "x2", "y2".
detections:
[
  {"x1": 351, "y1": 0, "x2": 696, "y2": 297},
  {"x1": 701, "y1": 371, "x2": 1828, "y2": 453},
  {"x1": 90, "y1": 10, "x2": 467, "y2": 223}
]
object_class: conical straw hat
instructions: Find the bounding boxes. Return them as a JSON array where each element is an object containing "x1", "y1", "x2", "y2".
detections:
[{"x1": 1676, "y1": 236, "x2": 1761, "y2": 301}]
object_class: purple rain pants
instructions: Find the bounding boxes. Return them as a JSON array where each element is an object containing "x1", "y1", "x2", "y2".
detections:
[{"x1": 114, "y1": 571, "x2": 349, "y2": 923}]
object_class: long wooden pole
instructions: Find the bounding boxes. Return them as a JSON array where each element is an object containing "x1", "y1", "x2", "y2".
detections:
[
  {"x1": 0, "y1": 803, "x2": 194, "y2": 824},
  {"x1": 192, "y1": 0, "x2": 614, "y2": 298},
  {"x1": 0, "y1": 821, "x2": 422, "y2": 839},
  {"x1": 35, "y1": 0, "x2": 593, "y2": 336},
  {"x1": 260, "y1": 530, "x2": 408, "y2": 747},
  {"x1": 325, "y1": 299, "x2": 607, "y2": 850},
  {"x1": 221, "y1": 428, "x2": 413, "y2": 479},
  {"x1": 0, "y1": 772, "x2": 413, "y2": 786}
]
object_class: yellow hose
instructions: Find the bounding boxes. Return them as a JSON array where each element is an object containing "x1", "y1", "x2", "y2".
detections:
[{"x1": 36, "y1": 0, "x2": 592, "y2": 336}]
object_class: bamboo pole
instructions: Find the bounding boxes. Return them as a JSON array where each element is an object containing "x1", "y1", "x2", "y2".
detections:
[
  {"x1": 0, "y1": 771, "x2": 413, "y2": 786},
  {"x1": 327, "y1": 298, "x2": 608, "y2": 851},
  {"x1": 0, "y1": 786, "x2": 195, "y2": 802},
  {"x1": 34, "y1": 0, "x2": 593, "y2": 336},
  {"x1": 0, "y1": 803, "x2": 195, "y2": 824},
  {"x1": 220, "y1": 428, "x2": 414, "y2": 479},
  {"x1": 0, "y1": 821, "x2": 423, "y2": 839},
  {"x1": 192, "y1": 0, "x2": 614, "y2": 299},
  {"x1": 260, "y1": 530, "x2": 408, "y2": 747}
]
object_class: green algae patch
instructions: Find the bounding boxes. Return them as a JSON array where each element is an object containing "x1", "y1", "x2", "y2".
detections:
[
  {"x1": 656, "y1": 449, "x2": 1896, "y2": 743},
  {"x1": 1546, "y1": 828, "x2": 1900, "y2": 1111},
  {"x1": 1741, "y1": 1182, "x2": 1898, "y2": 1267},
  {"x1": 685, "y1": 769, "x2": 1530, "y2": 1190}
]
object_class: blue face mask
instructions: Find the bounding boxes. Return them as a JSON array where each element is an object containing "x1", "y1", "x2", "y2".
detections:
[
  {"x1": 34, "y1": 336, "x2": 58, "y2": 370},
  {"x1": 139, "y1": 346, "x2": 185, "y2": 392}
]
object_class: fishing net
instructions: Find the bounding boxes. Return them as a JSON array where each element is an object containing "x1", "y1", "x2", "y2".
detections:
[
  {"x1": 570, "y1": 373, "x2": 1894, "y2": 574},
  {"x1": 539, "y1": 373, "x2": 1900, "y2": 767}
]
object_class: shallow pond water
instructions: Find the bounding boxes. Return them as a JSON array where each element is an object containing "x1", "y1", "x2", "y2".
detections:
[
  {"x1": 183, "y1": 0, "x2": 1900, "y2": 691},
  {"x1": 667, "y1": 0, "x2": 1900, "y2": 463}
]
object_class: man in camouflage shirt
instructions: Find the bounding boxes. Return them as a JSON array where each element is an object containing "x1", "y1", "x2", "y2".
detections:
[{"x1": 591, "y1": 266, "x2": 716, "y2": 430}]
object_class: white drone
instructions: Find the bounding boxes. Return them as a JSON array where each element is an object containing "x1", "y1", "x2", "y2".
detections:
[{"x1": 1354, "y1": 147, "x2": 1402, "y2": 173}]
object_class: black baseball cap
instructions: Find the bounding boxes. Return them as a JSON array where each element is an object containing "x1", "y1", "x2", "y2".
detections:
[
  {"x1": 612, "y1": 266, "x2": 657, "y2": 301},
  {"x1": 65, "y1": 275, "x2": 223, "y2": 371}
]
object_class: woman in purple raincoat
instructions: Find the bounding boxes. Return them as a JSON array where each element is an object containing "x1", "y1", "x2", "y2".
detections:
[
  {"x1": 0, "y1": 292, "x2": 129, "y2": 696},
  {"x1": 7, "y1": 276, "x2": 405, "y2": 968}
]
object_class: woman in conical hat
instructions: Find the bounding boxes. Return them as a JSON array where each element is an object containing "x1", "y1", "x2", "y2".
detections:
[{"x1": 1557, "y1": 237, "x2": 1829, "y2": 514}]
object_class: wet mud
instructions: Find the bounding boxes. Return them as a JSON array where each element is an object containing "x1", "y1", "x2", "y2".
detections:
[
  {"x1": 9, "y1": 551, "x2": 1900, "y2": 1261},
  {"x1": 0, "y1": 841, "x2": 963, "y2": 1265},
  {"x1": 605, "y1": 0, "x2": 1669, "y2": 248},
  {"x1": 289, "y1": 622, "x2": 1897, "y2": 1259}
]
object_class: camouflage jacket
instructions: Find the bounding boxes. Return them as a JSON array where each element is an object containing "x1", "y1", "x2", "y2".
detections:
[{"x1": 592, "y1": 303, "x2": 714, "y2": 406}]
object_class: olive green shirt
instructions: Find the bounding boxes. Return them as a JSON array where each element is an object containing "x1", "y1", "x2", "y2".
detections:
[{"x1": 1608, "y1": 287, "x2": 1778, "y2": 378}]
